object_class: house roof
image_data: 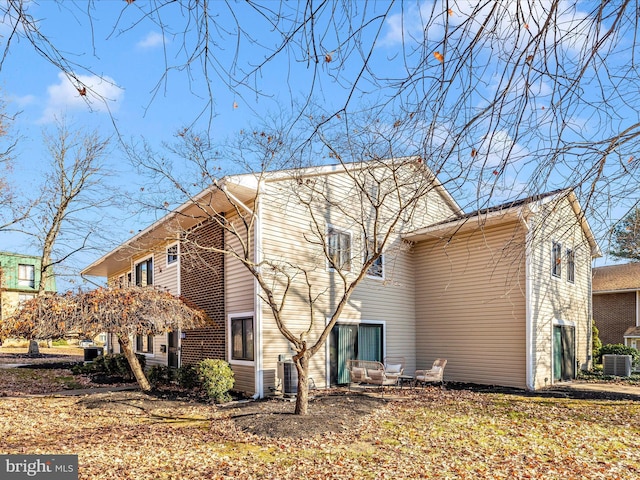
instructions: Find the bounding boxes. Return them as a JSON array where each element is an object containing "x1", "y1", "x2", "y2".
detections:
[
  {"x1": 82, "y1": 158, "x2": 460, "y2": 278},
  {"x1": 623, "y1": 326, "x2": 640, "y2": 338},
  {"x1": 593, "y1": 262, "x2": 640, "y2": 293},
  {"x1": 404, "y1": 189, "x2": 602, "y2": 258}
]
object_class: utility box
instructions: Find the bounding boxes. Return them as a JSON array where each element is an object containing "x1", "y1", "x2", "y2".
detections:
[
  {"x1": 277, "y1": 358, "x2": 298, "y2": 396},
  {"x1": 602, "y1": 354, "x2": 632, "y2": 377}
]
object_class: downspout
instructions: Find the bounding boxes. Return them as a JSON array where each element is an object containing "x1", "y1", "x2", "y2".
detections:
[
  {"x1": 522, "y1": 212, "x2": 535, "y2": 390},
  {"x1": 177, "y1": 241, "x2": 182, "y2": 368},
  {"x1": 254, "y1": 194, "x2": 264, "y2": 398},
  {"x1": 222, "y1": 184, "x2": 263, "y2": 399}
]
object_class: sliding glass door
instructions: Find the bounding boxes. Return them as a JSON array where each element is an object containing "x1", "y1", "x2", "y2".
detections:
[{"x1": 330, "y1": 323, "x2": 383, "y2": 385}]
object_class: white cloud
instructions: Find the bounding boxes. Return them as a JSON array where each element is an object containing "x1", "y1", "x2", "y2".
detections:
[
  {"x1": 137, "y1": 31, "x2": 165, "y2": 49},
  {"x1": 381, "y1": 1, "x2": 602, "y2": 57},
  {"x1": 38, "y1": 72, "x2": 124, "y2": 124}
]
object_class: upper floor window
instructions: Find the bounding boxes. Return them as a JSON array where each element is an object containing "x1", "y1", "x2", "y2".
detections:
[
  {"x1": 135, "y1": 258, "x2": 153, "y2": 287},
  {"x1": 18, "y1": 264, "x2": 35, "y2": 288},
  {"x1": 327, "y1": 227, "x2": 351, "y2": 271},
  {"x1": 551, "y1": 241, "x2": 562, "y2": 278},
  {"x1": 167, "y1": 245, "x2": 178, "y2": 265},
  {"x1": 566, "y1": 249, "x2": 575, "y2": 283},
  {"x1": 365, "y1": 240, "x2": 384, "y2": 279}
]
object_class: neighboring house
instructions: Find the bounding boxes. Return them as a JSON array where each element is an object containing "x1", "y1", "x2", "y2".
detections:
[
  {"x1": 593, "y1": 263, "x2": 640, "y2": 348},
  {"x1": 0, "y1": 252, "x2": 57, "y2": 324},
  {"x1": 81, "y1": 161, "x2": 600, "y2": 395}
]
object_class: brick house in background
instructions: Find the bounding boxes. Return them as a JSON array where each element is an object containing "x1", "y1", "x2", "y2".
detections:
[
  {"x1": 593, "y1": 263, "x2": 640, "y2": 348},
  {"x1": 0, "y1": 251, "x2": 57, "y2": 326}
]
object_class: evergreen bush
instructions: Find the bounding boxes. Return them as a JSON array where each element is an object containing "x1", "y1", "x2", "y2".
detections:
[
  {"x1": 177, "y1": 364, "x2": 200, "y2": 389},
  {"x1": 197, "y1": 359, "x2": 234, "y2": 403},
  {"x1": 597, "y1": 343, "x2": 640, "y2": 364}
]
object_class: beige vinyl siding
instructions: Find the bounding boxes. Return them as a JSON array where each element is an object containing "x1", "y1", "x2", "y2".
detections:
[
  {"x1": 107, "y1": 247, "x2": 179, "y2": 367},
  {"x1": 528, "y1": 198, "x2": 592, "y2": 388},
  {"x1": 154, "y1": 243, "x2": 179, "y2": 294},
  {"x1": 259, "y1": 166, "x2": 459, "y2": 390},
  {"x1": 414, "y1": 220, "x2": 528, "y2": 388},
  {"x1": 224, "y1": 210, "x2": 257, "y2": 395}
]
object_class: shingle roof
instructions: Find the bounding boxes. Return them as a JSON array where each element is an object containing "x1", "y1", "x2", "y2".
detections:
[
  {"x1": 462, "y1": 188, "x2": 568, "y2": 219},
  {"x1": 593, "y1": 263, "x2": 640, "y2": 292}
]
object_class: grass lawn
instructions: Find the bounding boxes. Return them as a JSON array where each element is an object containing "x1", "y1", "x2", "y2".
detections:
[{"x1": 1, "y1": 383, "x2": 639, "y2": 479}]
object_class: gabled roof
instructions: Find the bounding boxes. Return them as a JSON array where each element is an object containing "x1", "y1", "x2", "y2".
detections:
[
  {"x1": 405, "y1": 189, "x2": 601, "y2": 258},
  {"x1": 82, "y1": 158, "x2": 460, "y2": 278},
  {"x1": 593, "y1": 262, "x2": 640, "y2": 292}
]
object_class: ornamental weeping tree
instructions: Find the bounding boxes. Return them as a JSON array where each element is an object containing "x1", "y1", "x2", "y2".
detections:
[{"x1": 3, "y1": 286, "x2": 209, "y2": 391}]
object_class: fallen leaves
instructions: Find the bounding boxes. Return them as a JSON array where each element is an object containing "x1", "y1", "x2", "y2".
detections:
[{"x1": 1, "y1": 382, "x2": 639, "y2": 479}]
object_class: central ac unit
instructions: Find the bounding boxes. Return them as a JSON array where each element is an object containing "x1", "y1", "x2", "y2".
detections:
[
  {"x1": 277, "y1": 357, "x2": 298, "y2": 396},
  {"x1": 602, "y1": 354, "x2": 632, "y2": 377}
]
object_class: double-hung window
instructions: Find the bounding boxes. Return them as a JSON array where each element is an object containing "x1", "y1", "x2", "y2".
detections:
[
  {"x1": 327, "y1": 227, "x2": 351, "y2": 271},
  {"x1": 566, "y1": 248, "x2": 575, "y2": 283},
  {"x1": 551, "y1": 241, "x2": 562, "y2": 278},
  {"x1": 231, "y1": 316, "x2": 254, "y2": 361},
  {"x1": 167, "y1": 245, "x2": 178, "y2": 265},
  {"x1": 18, "y1": 264, "x2": 35, "y2": 288},
  {"x1": 135, "y1": 258, "x2": 153, "y2": 286},
  {"x1": 365, "y1": 239, "x2": 384, "y2": 279}
]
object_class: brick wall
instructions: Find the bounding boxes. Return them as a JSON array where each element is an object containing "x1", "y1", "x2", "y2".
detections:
[
  {"x1": 180, "y1": 219, "x2": 226, "y2": 365},
  {"x1": 593, "y1": 292, "x2": 637, "y2": 345}
]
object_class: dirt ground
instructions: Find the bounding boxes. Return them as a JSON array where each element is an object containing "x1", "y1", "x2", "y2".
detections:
[{"x1": 0, "y1": 348, "x2": 390, "y2": 438}]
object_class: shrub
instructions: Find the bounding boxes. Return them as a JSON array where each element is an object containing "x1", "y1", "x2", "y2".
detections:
[
  {"x1": 147, "y1": 365, "x2": 173, "y2": 386},
  {"x1": 71, "y1": 353, "x2": 146, "y2": 379},
  {"x1": 177, "y1": 364, "x2": 200, "y2": 389},
  {"x1": 597, "y1": 344, "x2": 640, "y2": 364},
  {"x1": 197, "y1": 359, "x2": 234, "y2": 403},
  {"x1": 592, "y1": 319, "x2": 602, "y2": 361}
]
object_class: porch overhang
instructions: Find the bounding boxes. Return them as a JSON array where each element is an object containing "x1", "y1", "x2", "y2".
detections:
[{"x1": 81, "y1": 179, "x2": 257, "y2": 278}]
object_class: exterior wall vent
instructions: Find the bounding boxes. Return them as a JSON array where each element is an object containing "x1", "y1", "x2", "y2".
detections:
[{"x1": 602, "y1": 354, "x2": 632, "y2": 377}]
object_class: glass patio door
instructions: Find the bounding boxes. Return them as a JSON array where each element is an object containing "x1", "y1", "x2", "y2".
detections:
[{"x1": 330, "y1": 323, "x2": 383, "y2": 385}]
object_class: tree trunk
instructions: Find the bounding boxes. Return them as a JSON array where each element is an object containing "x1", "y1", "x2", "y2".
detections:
[
  {"x1": 294, "y1": 353, "x2": 310, "y2": 415},
  {"x1": 118, "y1": 336, "x2": 151, "y2": 391},
  {"x1": 27, "y1": 339, "x2": 40, "y2": 356}
]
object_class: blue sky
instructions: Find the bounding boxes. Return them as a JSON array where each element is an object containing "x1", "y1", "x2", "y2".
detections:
[{"x1": 0, "y1": 1, "x2": 634, "y2": 289}]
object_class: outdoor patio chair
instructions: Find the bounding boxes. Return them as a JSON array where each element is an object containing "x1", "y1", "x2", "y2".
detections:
[
  {"x1": 415, "y1": 358, "x2": 447, "y2": 387},
  {"x1": 383, "y1": 356, "x2": 406, "y2": 383}
]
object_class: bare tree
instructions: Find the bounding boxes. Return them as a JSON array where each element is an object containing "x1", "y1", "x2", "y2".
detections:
[
  {"x1": 27, "y1": 119, "x2": 113, "y2": 295},
  {"x1": 0, "y1": 96, "x2": 30, "y2": 231},
  {"x1": 129, "y1": 114, "x2": 460, "y2": 414},
  {"x1": 1, "y1": 1, "x2": 639, "y2": 223}
]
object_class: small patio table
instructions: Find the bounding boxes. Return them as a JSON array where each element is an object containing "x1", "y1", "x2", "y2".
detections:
[{"x1": 397, "y1": 375, "x2": 414, "y2": 388}]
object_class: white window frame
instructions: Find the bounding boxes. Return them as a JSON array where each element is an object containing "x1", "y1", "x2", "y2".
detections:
[
  {"x1": 18, "y1": 264, "x2": 35, "y2": 288},
  {"x1": 166, "y1": 243, "x2": 178, "y2": 267},
  {"x1": 326, "y1": 225, "x2": 352, "y2": 272},
  {"x1": 134, "y1": 255, "x2": 154, "y2": 287},
  {"x1": 324, "y1": 318, "x2": 387, "y2": 388},
  {"x1": 227, "y1": 312, "x2": 255, "y2": 366}
]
